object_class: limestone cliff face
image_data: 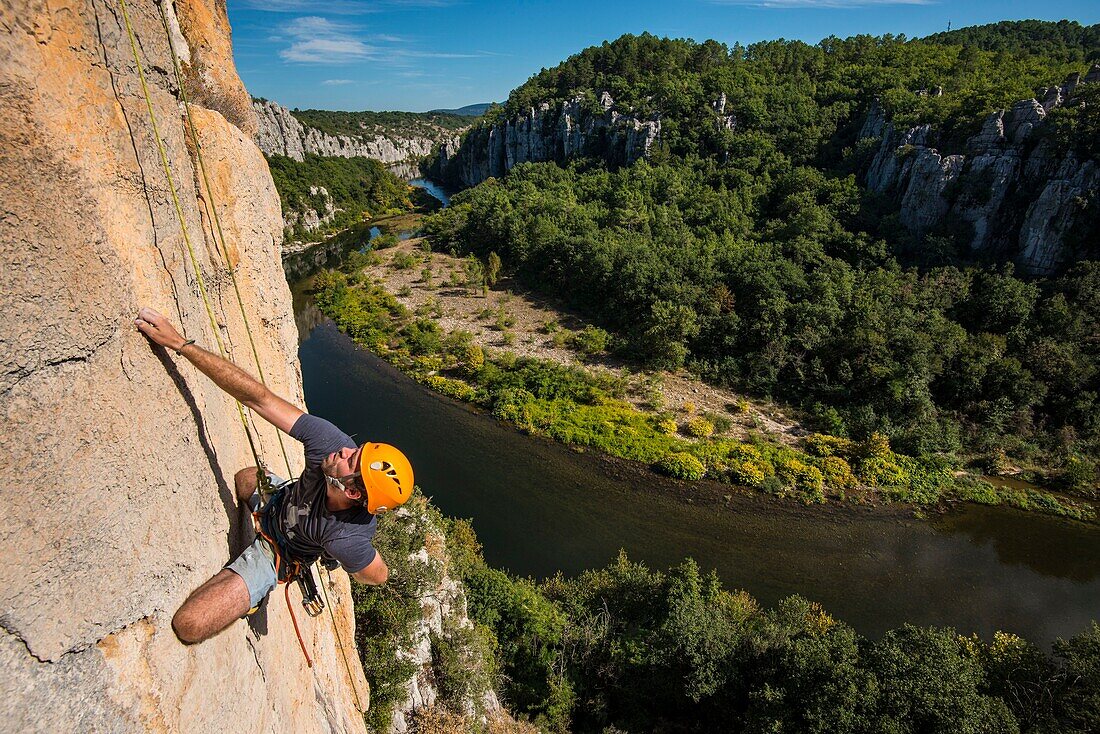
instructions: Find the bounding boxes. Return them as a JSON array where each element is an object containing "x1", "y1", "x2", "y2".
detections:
[
  {"x1": 860, "y1": 65, "x2": 1100, "y2": 275},
  {"x1": 0, "y1": 1, "x2": 367, "y2": 731},
  {"x1": 433, "y1": 91, "x2": 661, "y2": 188},
  {"x1": 253, "y1": 99, "x2": 444, "y2": 165}
]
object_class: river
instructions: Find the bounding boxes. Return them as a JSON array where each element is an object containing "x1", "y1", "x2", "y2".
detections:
[{"x1": 289, "y1": 180, "x2": 1100, "y2": 647}]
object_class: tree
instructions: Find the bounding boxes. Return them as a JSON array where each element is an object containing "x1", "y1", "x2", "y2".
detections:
[{"x1": 487, "y1": 251, "x2": 502, "y2": 286}]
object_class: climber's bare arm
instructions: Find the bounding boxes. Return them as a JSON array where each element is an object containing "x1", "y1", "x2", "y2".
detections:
[
  {"x1": 351, "y1": 553, "x2": 389, "y2": 586},
  {"x1": 134, "y1": 307, "x2": 303, "y2": 434}
]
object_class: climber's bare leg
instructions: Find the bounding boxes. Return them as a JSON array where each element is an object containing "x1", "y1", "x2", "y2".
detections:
[
  {"x1": 234, "y1": 466, "x2": 259, "y2": 506},
  {"x1": 172, "y1": 570, "x2": 251, "y2": 644}
]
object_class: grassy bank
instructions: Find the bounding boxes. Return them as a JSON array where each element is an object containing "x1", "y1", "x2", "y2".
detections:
[{"x1": 309, "y1": 254, "x2": 1095, "y2": 523}]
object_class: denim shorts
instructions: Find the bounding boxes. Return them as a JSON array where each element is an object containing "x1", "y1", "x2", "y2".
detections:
[{"x1": 225, "y1": 474, "x2": 285, "y2": 609}]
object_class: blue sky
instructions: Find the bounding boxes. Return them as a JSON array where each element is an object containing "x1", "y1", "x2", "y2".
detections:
[{"x1": 227, "y1": 0, "x2": 1099, "y2": 112}]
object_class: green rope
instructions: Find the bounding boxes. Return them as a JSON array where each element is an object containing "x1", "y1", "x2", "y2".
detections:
[
  {"x1": 118, "y1": 0, "x2": 261, "y2": 468},
  {"x1": 120, "y1": 2, "x2": 366, "y2": 711},
  {"x1": 155, "y1": 2, "x2": 294, "y2": 479}
]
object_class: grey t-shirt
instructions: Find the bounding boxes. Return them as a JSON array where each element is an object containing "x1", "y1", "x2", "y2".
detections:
[{"x1": 270, "y1": 413, "x2": 377, "y2": 573}]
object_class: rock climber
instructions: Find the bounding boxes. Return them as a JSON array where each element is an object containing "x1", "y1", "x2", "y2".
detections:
[{"x1": 134, "y1": 307, "x2": 414, "y2": 644}]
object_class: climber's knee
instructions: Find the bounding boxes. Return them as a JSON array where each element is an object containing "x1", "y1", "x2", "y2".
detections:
[
  {"x1": 172, "y1": 569, "x2": 252, "y2": 644},
  {"x1": 234, "y1": 466, "x2": 259, "y2": 505}
]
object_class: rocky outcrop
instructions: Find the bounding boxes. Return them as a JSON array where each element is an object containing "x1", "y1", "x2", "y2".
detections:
[
  {"x1": 384, "y1": 498, "x2": 506, "y2": 733},
  {"x1": 433, "y1": 92, "x2": 661, "y2": 188},
  {"x1": 254, "y1": 99, "x2": 446, "y2": 164},
  {"x1": 0, "y1": 1, "x2": 366, "y2": 731},
  {"x1": 286, "y1": 185, "x2": 338, "y2": 234},
  {"x1": 860, "y1": 67, "x2": 1100, "y2": 275}
]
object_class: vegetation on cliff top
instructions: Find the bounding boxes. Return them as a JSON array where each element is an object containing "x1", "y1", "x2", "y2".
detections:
[
  {"x1": 424, "y1": 22, "x2": 1100, "y2": 496},
  {"x1": 291, "y1": 108, "x2": 472, "y2": 139},
  {"x1": 267, "y1": 154, "x2": 413, "y2": 242}
]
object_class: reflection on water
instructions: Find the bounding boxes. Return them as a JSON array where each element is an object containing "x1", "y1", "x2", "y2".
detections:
[
  {"x1": 934, "y1": 504, "x2": 1100, "y2": 583},
  {"x1": 409, "y1": 178, "x2": 451, "y2": 207}
]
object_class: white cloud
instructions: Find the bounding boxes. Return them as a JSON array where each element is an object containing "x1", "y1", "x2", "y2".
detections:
[
  {"x1": 711, "y1": 0, "x2": 934, "y2": 7},
  {"x1": 321, "y1": 79, "x2": 355, "y2": 85},
  {"x1": 273, "y1": 12, "x2": 493, "y2": 66},
  {"x1": 279, "y1": 16, "x2": 381, "y2": 63}
]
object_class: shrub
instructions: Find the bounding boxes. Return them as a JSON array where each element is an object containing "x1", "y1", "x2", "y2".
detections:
[
  {"x1": 683, "y1": 416, "x2": 715, "y2": 438},
  {"x1": 492, "y1": 388, "x2": 536, "y2": 426},
  {"x1": 702, "y1": 411, "x2": 732, "y2": 434},
  {"x1": 731, "y1": 460, "x2": 768, "y2": 487},
  {"x1": 655, "y1": 452, "x2": 707, "y2": 481},
  {"x1": 858, "y1": 455, "x2": 908, "y2": 487},
  {"x1": 776, "y1": 456, "x2": 826, "y2": 502},
  {"x1": 422, "y1": 375, "x2": 477, "y2": 402},
  {"x1": 657, "y1": 417, "x2": 679, "y2": 435},
  {"x1": 457, "y1": 343, "x2": 484, "y2": 374},
  {"x1": 682, "y1": 401, "x2": 696, "y2": 414},
  {"x1": 805, "y1": 433, "x2": 858, "y2": 458},
  {"x1": 403, "y1": 318, "x2": 443, "y2": 355},
  {"x1": 861, "y1": 432, "x2": 892, "y2": 459},
  {"x1": 568, "y1": 325, "x2": 611, "y2": 356},
  {"x1": 1063, "y1": 455, "x2": 1097, "y2": 493},
  {"x1": 391, "y1": 250, "x2": 418, "y2": 269},
  {"x1": 819, "y1": 455, "x2": 858, "y2": 491}
]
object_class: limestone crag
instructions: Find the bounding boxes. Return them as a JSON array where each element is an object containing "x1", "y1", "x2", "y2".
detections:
[
  {"x1": 434, "y1": 92, "x2": 661, "y2": 188},
  {"x1": 386, "y1": 500, "x2": 506, "y2": 734},
  {"x1": 860, "y1": 66, "x2": 1100, "y2": 274},
  {"x1": 285, "y1": 185, "x2": 338, "y2": 235},
  {"x1": 0, "y1": 1, "x2": 366, "y2": 731},
  {"x1": 253, "y1": 99, "x2": 448, "y2": 164}
]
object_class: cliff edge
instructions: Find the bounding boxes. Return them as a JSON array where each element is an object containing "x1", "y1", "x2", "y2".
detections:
[{"x1": 0, "y1": 1, "x2": 367, "y2": 731}]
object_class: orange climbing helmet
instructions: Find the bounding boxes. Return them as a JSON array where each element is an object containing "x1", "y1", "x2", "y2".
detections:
[{"x1": 358, "y1": 443, "x2": 414, "y2": 514}]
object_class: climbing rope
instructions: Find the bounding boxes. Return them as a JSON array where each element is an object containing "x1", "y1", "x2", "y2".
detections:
[
  {"x1": 154, "y1": 0, "x2": 293, "y2": 479},
  {"x1": 322, "y1": 566, "x2": 370, "y2": 712},
  {"x1": 117, "y1": 0, "x2": 367, "y2": 712},
  {"x1": 117, "y1": 0, "x2": 263, "y2": 471}
]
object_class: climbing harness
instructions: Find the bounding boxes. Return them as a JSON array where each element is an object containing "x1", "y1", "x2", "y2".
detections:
[
  {"x1": 250, "y1": 485, "x2": 326, "y2": 668},
  {"x1": 115, "y1": 0, "x2": 366, "y2": 711}
]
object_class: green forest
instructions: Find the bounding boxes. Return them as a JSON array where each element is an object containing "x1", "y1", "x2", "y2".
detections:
[
  {"x1": 267, "y1": 154, "x2": 413, "y2": 240},
  {"x1": 357, "y1": 496, "x2": 1100, "y2": 734},
  {"x1": 290, "y1": 108, "x2": 471, "y2": 139},
  {"x1": 425, "y1": 22, "x2": 1100, "y2": 493}
]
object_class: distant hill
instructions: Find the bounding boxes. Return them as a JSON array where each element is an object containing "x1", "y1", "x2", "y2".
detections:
[
  {"x1": 429, "y1": 103, "x2": 493, "y2": 117},
  {"x1": 920, "y1": 19, "x2": 1100, "y2": 62}
]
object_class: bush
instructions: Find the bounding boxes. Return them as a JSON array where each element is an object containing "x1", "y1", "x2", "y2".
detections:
[
  {"x1": 403, "y1": 318, "x2": 443, "y2": 355},
  {"x1": 655, "y1": 452, "x2": 707, "y2": 480},
  {"x1": 819, "y1": 455, "x2": 859, "y2": 491},
  {"x1": 805, "y1": 433, "x2": 858, "y2": 458},
  {"x1": 858, "y1": 456, "x2": 908, "y2": 487},
  {"x1": 657, "y1": 417, "x2": 679, "y2": 435},
  {"x1": 861, "y1": 432, "x2": 893, "y2": 459},
  {"x1": 776, "y1": 456, "x2": 826, "y2": 502},
  {"x1": 731, "y1": 460, "x2": 768, "y2": 487},
  {"x1": 1063, "y1": 455, "x2": 1098, "y2": 493},
  {"x1": 702, "y1": 411, "x2": 732, "y2": 434},
  {"x1": 683, "y1": 416, "x2": 715, "y2": 438},
  {"x1": 391, "y1": 250, "x2": 419, "y2": 269},
  {"x1": 568, "y1": 325, "x2": 611, "y2": 356},
  {"x1": 422, "y1": 374, "x2": 478, "y2": 402},
  {"x1": 492, "y1": 388, "x2": 537, "y2": 426}
]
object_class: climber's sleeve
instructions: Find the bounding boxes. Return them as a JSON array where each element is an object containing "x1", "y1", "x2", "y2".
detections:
[
  {"x1": 289, "y1": 413, "x2": 356, "y2": 467},
  {"x1": 324, "y1": 518, "x2": 378, "y2": 573}
]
